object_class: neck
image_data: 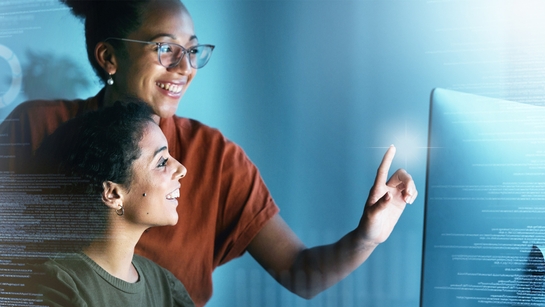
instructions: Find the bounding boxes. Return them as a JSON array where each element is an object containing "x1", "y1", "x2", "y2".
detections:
[
  {"x1": 83, "y1": 219, "x2": 146, "y2": 283},
  {"x1": 103, "y1": 86, "x2": 120, "y2": 108}
]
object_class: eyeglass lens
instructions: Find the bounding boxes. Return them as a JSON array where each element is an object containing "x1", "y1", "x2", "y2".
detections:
[{"x1": 158, "y1": 44, "x2": 213, "y2": 69}]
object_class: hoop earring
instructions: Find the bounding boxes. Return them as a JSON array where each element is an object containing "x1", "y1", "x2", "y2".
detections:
[
  {"x1": 107, "y1": 73, "x2": 114, "y2": 85},
  {"x1": 115, "y1": 205, "x2": 124, "y2": 216}
]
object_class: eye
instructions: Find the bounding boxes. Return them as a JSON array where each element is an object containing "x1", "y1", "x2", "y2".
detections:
[
  {"x1": 157, "y1": 157, "x2": 169, "y2": 168},
  {"x1": 188, "y1": 46, "x2": 201, "y2": 55},
  {"x1": 158, "y1": 43, "x2": 174, "y2": 53}
]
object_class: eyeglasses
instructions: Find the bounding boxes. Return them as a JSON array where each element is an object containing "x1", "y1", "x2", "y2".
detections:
[{"x1": 105, "y1": 38, "x2": 215, "y2": 69}]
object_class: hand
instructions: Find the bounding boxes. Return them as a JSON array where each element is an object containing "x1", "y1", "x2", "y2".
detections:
[{"x1": 357, "y1": 145, "x2": 417, "y2": 245}]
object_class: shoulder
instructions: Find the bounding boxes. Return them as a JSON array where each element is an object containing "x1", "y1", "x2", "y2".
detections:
[
  {"x1": 132, "y1": 255, "x2": 187, "y2": 286},
  {"x1": 132, "y1": 254, "x2": 159, "y2": 270},
  {"x1": 6, "y1": 96, "x2": 98, "y2": 121},
  {"x1": 33, "y1": 257, "x2": 88, "y2": 306},
  {"x1": 133, "y1": 254, "x2": 179, "y2": 281},
  {"x1": 0, "y1": 93, "x2": 102, "y2": 154},
  {"x1": 132, "y1": 255, "x2": 195, "y2": 306},
  {"x1": 162, "y1": 115, "x2": 230, "y2": 143},
  {"x1": 39, "y1": 256, "x2": 87, "y2": 282},
  {"x1": 162, "y1": 115, "x2": 248, "y2": 163},
  {"x1": 133, "y1": 254, "x2": 172, "y2": 281}
]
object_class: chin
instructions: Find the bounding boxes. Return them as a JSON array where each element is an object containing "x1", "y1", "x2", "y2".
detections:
[
  {"x1": 155, "y1": 105, "x2": 179, "y2": 119},
  {"x1": 168, "y1": 215, "x2": 179, "y2": 226}
]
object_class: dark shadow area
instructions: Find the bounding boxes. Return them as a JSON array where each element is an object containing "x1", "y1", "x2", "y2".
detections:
[
  {"x1": 525, "y1": 245, "x2": 545, "y2": 302},
  {"x1": 512, "y1": 245, "x2": 545, "y2": 306}
]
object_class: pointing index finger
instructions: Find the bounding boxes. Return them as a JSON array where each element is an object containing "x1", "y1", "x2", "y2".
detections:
[{"x1": 374, "y1": 145, "x2": 396, "y2": 186}]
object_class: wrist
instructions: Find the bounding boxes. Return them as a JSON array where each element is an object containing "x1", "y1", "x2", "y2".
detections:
[{"x1": 350, "y1": 228, "x2": 380, "y2": 251}]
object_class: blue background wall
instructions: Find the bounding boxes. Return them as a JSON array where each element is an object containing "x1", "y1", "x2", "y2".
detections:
[{"x1": 1, "y1": 0, "x2": 544, "y2": 306}]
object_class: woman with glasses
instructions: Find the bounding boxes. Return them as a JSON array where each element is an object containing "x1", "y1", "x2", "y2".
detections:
[
  {"x1": 0, "y1": 1, "x2": 417, "y2": 306},
  {"x1": 33, "y1": 101, "x2": 194, "y2": 306}
]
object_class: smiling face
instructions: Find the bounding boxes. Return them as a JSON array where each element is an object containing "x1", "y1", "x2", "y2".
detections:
[
  {"x1": 111, "y1": 0, "x2": 198, "y2": 118},
  {"x1": 121, "y1": 121, "x2": 187, "y2": 228}
]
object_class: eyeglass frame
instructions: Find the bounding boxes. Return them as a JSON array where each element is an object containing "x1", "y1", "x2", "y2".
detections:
[{"x1": 104, "y1": 37, "x2": 215, "y2": 69}]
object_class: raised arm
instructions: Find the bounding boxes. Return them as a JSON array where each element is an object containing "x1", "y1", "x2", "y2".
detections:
[{"x1": 247, "y1": 145, "x2": 417, "y2": 299}]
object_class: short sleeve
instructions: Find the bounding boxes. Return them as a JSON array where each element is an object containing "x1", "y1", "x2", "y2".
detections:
[{"x1": 215, "y1": 139, "x2": 280, "y2": 265}]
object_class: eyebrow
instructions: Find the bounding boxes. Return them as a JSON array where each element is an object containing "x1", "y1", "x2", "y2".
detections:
[
  {"x1": 149, "y1": 33, "x2": 198, "y2": 42},
  {"x1": 153, "y1": 146, "x2": 168, "y2": 158}
]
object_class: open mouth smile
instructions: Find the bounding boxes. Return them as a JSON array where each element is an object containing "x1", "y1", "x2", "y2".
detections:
[
  {"x1": 166, "y1": 188, "x2": 180, "y2": 200},
  {"x1": 156, "y1": 82, "x2": 183, "y2": 94}
]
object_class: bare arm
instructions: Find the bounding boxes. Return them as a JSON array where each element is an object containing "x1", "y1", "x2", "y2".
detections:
[{"x1": 247, "y1": 146, "x2": 417, "y2": 299}]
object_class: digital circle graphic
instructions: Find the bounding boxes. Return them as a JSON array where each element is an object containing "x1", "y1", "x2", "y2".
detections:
[{"x1": 0, "y1": 45, "x2": 22, "y2": 108}]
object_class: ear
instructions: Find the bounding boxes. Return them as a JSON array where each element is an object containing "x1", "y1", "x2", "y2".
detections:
[
  {"x1": 95, "y1": 42, "x2": 118, "y2": 76},
  {"x1": 101, "y1": 181, "x2": 125, "y2": 210}
]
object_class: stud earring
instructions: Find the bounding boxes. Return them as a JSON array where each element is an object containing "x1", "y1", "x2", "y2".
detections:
[
  {"x1": 143, "y1": 193, "x2": 146, "y2": 197},
  {"x1": 107, "y1": 73, "x2": 114, "y2": 85}
]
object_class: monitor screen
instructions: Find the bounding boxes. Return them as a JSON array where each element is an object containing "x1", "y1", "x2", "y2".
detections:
[{"x1": 420, "y1": 88, "x2": 545, "y2": 306}]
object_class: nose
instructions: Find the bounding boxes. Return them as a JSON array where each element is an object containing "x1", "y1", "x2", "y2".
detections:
[
  {"x1": 169, "y1": 52, "x2": 192, "y2": 75},
  {"x1": 173, "y1": 159, "x2": 187, "y2": 180}
]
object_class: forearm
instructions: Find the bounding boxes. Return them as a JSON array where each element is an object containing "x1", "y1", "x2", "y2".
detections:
[
  {"x1": 250, "y1": 147, "x2": 416, "y2": 299},
  {"x1": 277, "y1": 229, "x2": 378, "y2": 299}
]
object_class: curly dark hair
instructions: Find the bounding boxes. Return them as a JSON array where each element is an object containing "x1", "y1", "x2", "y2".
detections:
[
  {"x1": 37, "y1": 101, "x2": 154, "y2": 190},
  {"x1": 30, "y1": 101, "x2": 155, "y2": 252},
  {"x1": 59, "y1": 0, "x2": 188, "y2": 84}
]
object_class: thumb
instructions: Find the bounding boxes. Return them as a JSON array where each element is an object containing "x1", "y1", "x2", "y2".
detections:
[{"x1": 368, "y1": 191, "x2": 391, "y2": 212}]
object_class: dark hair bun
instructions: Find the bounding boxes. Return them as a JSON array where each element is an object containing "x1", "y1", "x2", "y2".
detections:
[{"x1": 59, "y1": 0, "x2": 97, "y2": 19}]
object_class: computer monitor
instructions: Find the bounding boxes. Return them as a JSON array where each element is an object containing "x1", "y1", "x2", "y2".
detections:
[{"x1": 420, "y1": 88, "x2": 545, "y2": 306}]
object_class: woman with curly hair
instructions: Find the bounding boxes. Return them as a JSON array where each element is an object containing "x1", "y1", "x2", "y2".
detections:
[{"x1": 33, "y1": 101, "x2": 193, "y2": 306}]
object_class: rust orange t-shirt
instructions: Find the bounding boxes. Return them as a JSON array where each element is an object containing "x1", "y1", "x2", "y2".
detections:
[{"x1": 0, "y1": 91, "x2": 279, "y2": 306}]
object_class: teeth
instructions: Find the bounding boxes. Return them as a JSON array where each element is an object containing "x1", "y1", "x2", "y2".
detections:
[
  {"x1": 166, "y1": 189, "x2": 180, "y2": 200},
  {"x1": 156, "y1": 82, "x2": 182, "y2": 93}
]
